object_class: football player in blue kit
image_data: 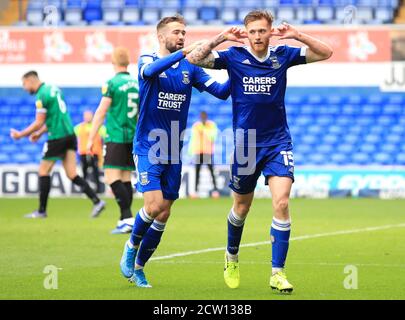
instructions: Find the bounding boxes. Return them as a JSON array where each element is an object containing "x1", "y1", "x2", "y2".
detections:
[
  {"x1": 119, "y1": 15, "x2": 244, "y2": 288},
  {"x1": 187, "y1": 10, "x2": 333, "y2": 292}
]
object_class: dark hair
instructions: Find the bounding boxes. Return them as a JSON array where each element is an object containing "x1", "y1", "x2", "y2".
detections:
[
  {"x1": 157, "y1": 14, "x2": 186, "y2": 31},
  {"x1": 244, "y1": 10, "x2": 274, "y2": 27},
  {"x1": 22, "y1": 70, "x2": 39, "y2": 79}
]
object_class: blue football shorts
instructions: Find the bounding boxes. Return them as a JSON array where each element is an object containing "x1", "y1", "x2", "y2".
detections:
[
  {"x1": 134, "y1": 154, "x2": 182, "y2": 200},
  {"x1": 229, "y1": 142, "x2": 294, "y2": 194}
]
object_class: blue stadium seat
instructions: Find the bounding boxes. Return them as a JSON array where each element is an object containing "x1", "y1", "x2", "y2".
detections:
[
  {"x1": 66, "y1": 0, "x2": 83, "y2": 7},
  {"x1": 373, "y1": 152, "x2": 391, "y2": 165},
  {"x1": 84, "y1": 0, "x2": 103, "y2": 22},
  {"x1": 103, "y1": 7, "x2": 121, "y2": 24},
  {"x1": 296, "y1": 7, "x2": 315, "y2": 21},
  {"x1": 199, "y1": 6, "x2": 218, "y2": 21},
  {"x1": 2, "y1": 87, "x2": 404, "y2": 165},
  {"x1": 375, "y1": 7, "x2": 393, "y2": 22},
  {"x1": 0, "y1": 153, "x2": 11, "y2": 164},
  {"x1": 351, "y1": 152, "x2": 369, "y2": 165},
  {"x1": 221, "y1": 9, "x2": 238, "y2": 24},
  {"x1": 277, "y1": 7, "x2": 296, "y2": 21},
  {"x1": 330, "y1": 153, "x2": 347, "y2": 165},
  {"x1": 359, "y1": 144, "x2": 377, "y2": 153},
  {"x1": 323, "y1": 134, "x2": 339, "y2": 145},
  {"x1": 316, "y1": 7, "x2": 334, "y2": 21},
  {"x1": 337, "y1": 143, "x2": 355, "y2": 154},
  {"x1": 124, "y1": 0, "x2": 139, "y2": 5},
  {"x1": 307, "y1": 153, "x2": 328, "y2": 165},
  {"x1": 142, "y1": 8, "x2": 160, "y2": 24},
  {"x1": 396, "y1": 153, "x2": 405, "y2": 164}
]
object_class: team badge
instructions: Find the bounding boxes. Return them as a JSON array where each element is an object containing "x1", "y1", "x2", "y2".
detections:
[
  {"x1": 269, "y1": 56, "x2": 281, "y2": 69},
  {"x1": 232, "y1": 175, "x2": 241, "y2": 190},
  {"x1": 101, "y1": 83, "x2": 108, "y2": 95},
  {"x1": 35, "y1": 100, "x2": 43, "y2": 109},
  {"x1": 140, "y1": 172, "x2": 149, "y2": 186},
  {"x1": 182, "y1": 71, "x2": 190, "y2": 84}
]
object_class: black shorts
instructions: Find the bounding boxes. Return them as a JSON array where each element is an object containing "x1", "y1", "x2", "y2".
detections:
[
  {"x1": 103, "y1": 142, "x2": 135, "y2": 171},
  {"x1": 42, "y1": 135, "x2": 77, "y2": 161}
]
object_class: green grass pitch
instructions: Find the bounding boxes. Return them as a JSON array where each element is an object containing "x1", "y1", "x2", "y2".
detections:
[{"x1": 1, "y1": 197, "x2": 405, "y2": 300}]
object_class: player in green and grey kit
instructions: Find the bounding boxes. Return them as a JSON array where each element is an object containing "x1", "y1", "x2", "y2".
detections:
[
  {"x1": 10, "y1": 71, "x2": 106, "y2": 219},
  {"x1": 88, "y1": 47, "x2": 138, "y2": 234}
]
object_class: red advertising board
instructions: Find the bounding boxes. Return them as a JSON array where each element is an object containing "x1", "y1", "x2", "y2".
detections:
[{"x1": 0, "y1": 26, "x2": 393, "y2": 64}]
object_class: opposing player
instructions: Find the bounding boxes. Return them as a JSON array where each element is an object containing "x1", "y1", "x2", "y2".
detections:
[
  {"x1": 119, "y1": 15, "x2": 237, "y2": 288},
  {"x1": 187, "y1": 10, "x2": 333, "y2": 292},
  {"x1": 10, "y1": 71, "x2": 106, "y2": 218},
  {"x1": 87, "y1": 47, "x2": 139, "y2": 233}
]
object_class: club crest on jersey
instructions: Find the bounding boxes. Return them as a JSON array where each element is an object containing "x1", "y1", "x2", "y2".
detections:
[
  {"x1": 182, "y1": 71, "x2": 190, "y2": 84},
  {"x1": 269, "y1": 56, "x2": 281, "y2": 69},
  {"x1": 139, "y1": 172, "x2": 149, "y2": 185},
  {"x1": 232, "y1": 175, "x2": 241, "y2": 190}
]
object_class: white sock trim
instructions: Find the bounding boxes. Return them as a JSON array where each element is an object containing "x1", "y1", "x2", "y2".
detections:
[
  {"x1": 226, "y1": 251, "x2": 238, "y2": 262},
  {"x1": 151, "y1": 220, "x2": 166, "y2": 231},
  {"x1": 139, "y1": 207, "x2": 153, "y2": 223},
  {"x1": 271, "y1": 217, "x2": 291, "y2": 231},
  {"x1": 272, "y1": 267, "x2": 283, "y2": 275},
  {"x1": 228, "y1": 208, "x2": 246, "y2": 227},
  {"x1": 127, "y1": 240, "x2": 134, "y2": 249}
]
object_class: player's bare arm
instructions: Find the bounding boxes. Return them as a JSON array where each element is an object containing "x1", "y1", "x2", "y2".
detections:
[
  {"x1": 29, "y1": 124, "x2": 48, "y2": 143},
  {"x1": 87, "y1": 97, "x2": 111, "y2": 152},
  {"x1": 270, "y1": 22, "x2": 333, "y2": 63},
  {"x1": 10, "y1": 112, "x2": 46, "y2": 140},
  {"x1": 187, "y1": 27, "x2": 247, "y2": 68}
]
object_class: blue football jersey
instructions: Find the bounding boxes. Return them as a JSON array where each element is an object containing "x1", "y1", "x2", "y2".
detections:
[
  {"x1": 135, "y1": 53, "x2": 221, "y2": 161},
  {"x1": 213, "y1": 45, "x2": 306, "y2": 147}
]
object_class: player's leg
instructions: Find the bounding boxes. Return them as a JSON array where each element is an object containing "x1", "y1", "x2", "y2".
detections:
[
  {"x1": 80, "y1": 155, "x2": 89, "y2": 181},
  {"x1": 194, "y1": 154, "x2": 202, "y2": 197},
  {"x1": 62, "y1": 150, "x2": 105, "y2": 216},
  {"x1": 107, "y1": 142, "x2": 136, "y2": 229},
  {"x1": 91, "y1": 155, "x2": 102, "y2": 193},
  {"x1": 223, "y1": 191, "x2": 254, "y2": 289},
  {"x1": 120, "y1": 155, "x2": 163, "y2": 279},
  {"x1": 268, "y1": 176, "x2": 294, "y2": 293},
  {"x1": 224, "y1": 146, "x2": 262, "y2": 288},
  {"x1": 205, "y1": 154, "x2": 219, "y2": 197},
  {"x1": 127, "y1": 161, "x2": 181, "y2": 287},
  {"x1": 25, "y1": 159, "x2": 55, "y2": 218},
  {"x1": 105, "y1": 168, "x2": 132, "y2": 225},
  {"x1": 121, "y1": 167, "x2": 134, "y2": 209},
  {"x1": 121, "y1": 189, "x2": 165, "y2": 283},
  {"x1": 131, "y1": 196, "x2": 174, "y2": 288},
  {"x1": 263, "y1": 143, "x2": 295, "y2": 293}
]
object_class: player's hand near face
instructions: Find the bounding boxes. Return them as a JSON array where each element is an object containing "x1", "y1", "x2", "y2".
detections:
[
  {"x1": 186, "y1": 26, "x2": 247, "y2": 68},
  {"x1": 220, "y1": 27, "x2": 247, "y2": 44},
  {"x1": 270, "y1": 22, "x2": 299, "y2": 40},
  {"x1": 271, "y1": 22, "x2": 333, "y2": 63},
  {"x1": 10, "y1": 128, "x2": 22, "y2": 140}
]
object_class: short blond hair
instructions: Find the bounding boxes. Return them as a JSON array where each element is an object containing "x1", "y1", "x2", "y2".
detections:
[
  {"x1": 244, "y1": 10, "x2": 274, "y2": 27},
  {"x1": 112, "y1": 47, "x2": 130, "y2": 66}
]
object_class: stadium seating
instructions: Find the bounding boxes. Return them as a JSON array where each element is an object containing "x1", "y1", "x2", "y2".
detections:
[
  {"x1": 22, "y1": 0, "x2": 399, "y2": 25},
  {"x1": 1, "y1": 87, "x2": 404, "y2": 166}
]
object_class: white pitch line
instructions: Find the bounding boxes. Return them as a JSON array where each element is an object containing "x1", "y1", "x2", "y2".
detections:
[
  {"x1": 150, "y1": 223, "x2": 405, "y2": 261},
  {"x1": 152, "y1": 261, "x2": 405, "y2": 268}
]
